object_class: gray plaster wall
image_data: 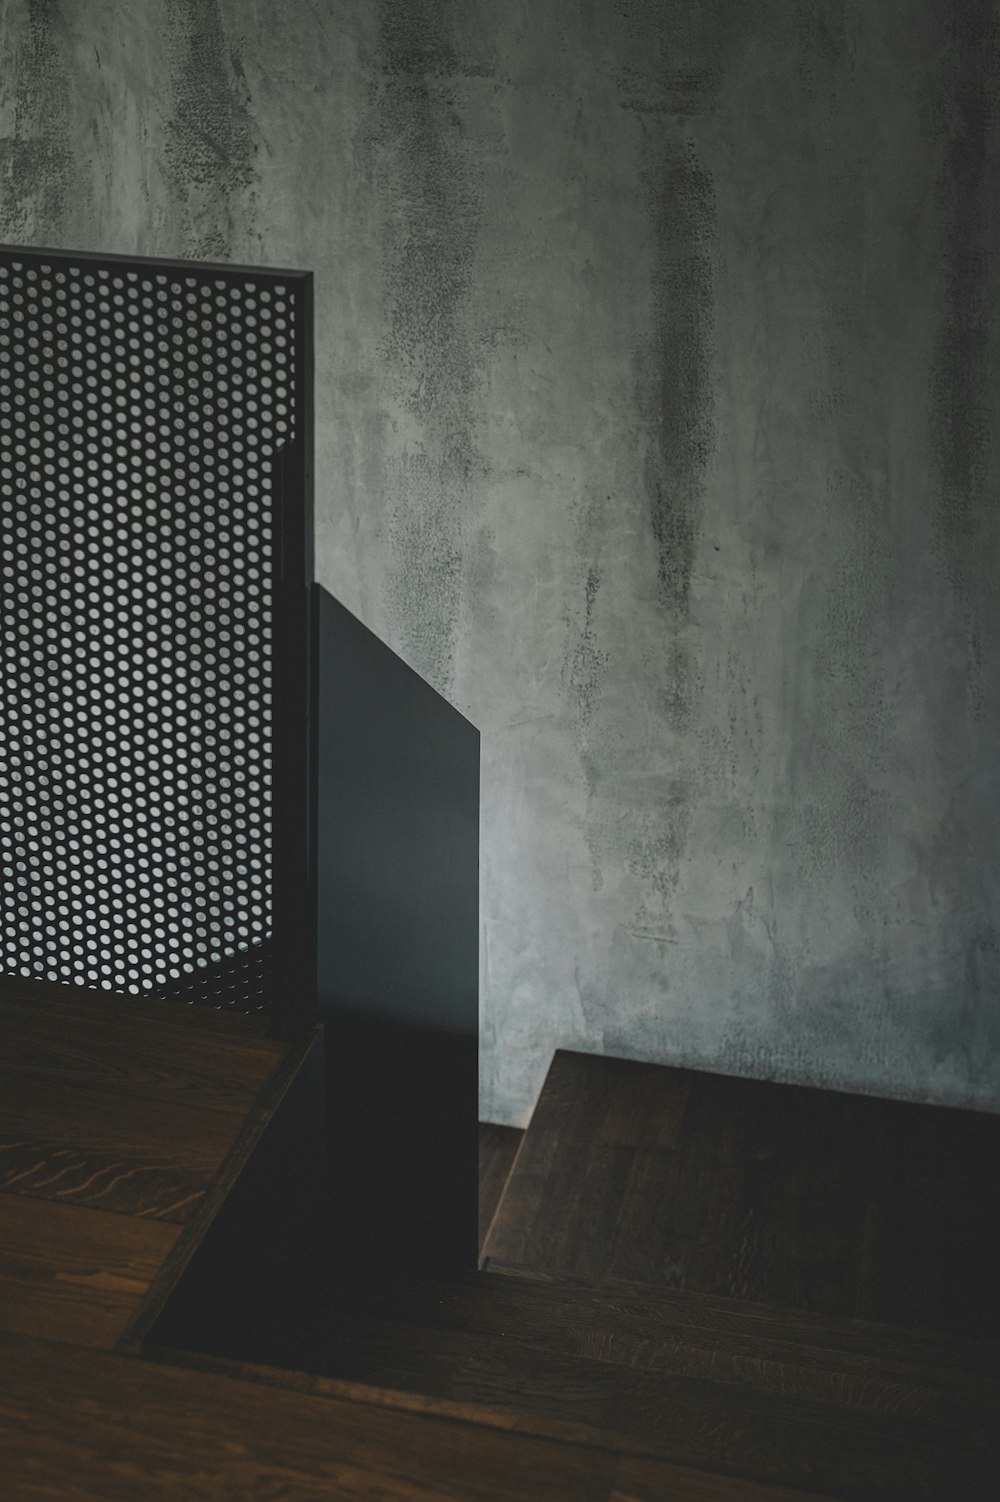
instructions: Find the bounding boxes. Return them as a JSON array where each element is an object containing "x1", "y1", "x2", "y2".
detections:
[{"x1": 2, "y1": 0, "x2": 999, "y2": 1123}]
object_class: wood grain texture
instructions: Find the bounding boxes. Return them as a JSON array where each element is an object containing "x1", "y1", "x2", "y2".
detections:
[
  {"x1": 0, "y1": 982, "x2": 311, "y2": 1359},
  {"x1": 149, "y1": 1325, "x2": 997, "y2": 1501},
  {"x1": 611, "y1": 1456, "x2": 840, "y2": 1501},
  {"x1": 0, "y1": 974, "x2": 271, "y2": 1035},
  {"x1": 0, "y1": 1071, "x2": 244, "y2": 1220},
  {"x1": 118, "y1": 1025, "x2": 323, "y2": 1353},
  {"x1": 0, "y1": 1195, "x2": 178, "y2": 1348},
  {"x1": 0, "y1": 1332, "x2": 618, "y2": 1502},
  {"x1": 143, "y1": 1045, "x2": 1000, "y2": 1498},
  {"x1": 5, "y1": 995, "x2": 994, "y2": 1501},
  {"x1": 0, "y1": 982, "x2": 281, "y2": 1222},
  {"x1": 483, "y1": 1050, "x2": 1000, "y2": 1338},
  {"x1": 477, "y1": 1262, "x2": 1000, "y2": 1382},
  {"x1": 145, "y1": 1350, "x2": 848, "y2": 1502},
  {"x1": 478, "y1": 1123, "x2": 523, "y2": 1253},
  {"x1": 144, "y1": 1260, "x2": 1000, "y2": 1500},
  {"x1": 0, "y1": 988, "x2": 284, "y2": 1111}
]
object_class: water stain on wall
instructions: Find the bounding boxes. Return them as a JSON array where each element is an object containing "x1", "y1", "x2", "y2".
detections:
[
  {"x1": 565, "y1": 564, "x2": 607, "y2": 736},
  {"x1": 163, "y1": 0, "x2": 259, "y2": 259},
  {"x1": 793, "y1": 0, "x2": 850, "y2": 74},
  {"x1": 929, "y1": 3, "x2": 999, "y2": 724},
  {"x1": 924, "y1": 2, "x2": 1000, "y2": 1081},
  {"x1": 617, "y1": 66, "x2": 719, "y2": 120},
  {"x1": 619, "y1": 2, "x2": 735, "y2": 651},
  {"x1": 372, "y1": 0, "x2": 486, "y2": 693},
  {"x1": 637, "y1": 134, "x2": 716, "y2": 633},
  {"x1": 585, "y1": 12, "x2": 721, "y2": 930},
  {"x1": 0, "y1": 0, "x2": 75, "y2": 239},
  {"x1": 562, "y1": 483, "x2": 617, "y2": 901}
]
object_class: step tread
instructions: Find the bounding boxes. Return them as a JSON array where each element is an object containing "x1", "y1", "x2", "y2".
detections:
[
  {"x1": 477, "y1": 1261, "x2": 1000, "y2": 1378},
  {"x1": 0, "y1": 1331, "x2": 621, "y2": 1502},
  {"x1": 6, "y1": 1327, "x2": 865, "y2": 1501},
  {"x1": 0, "y1": 1195, "x2": 179, "y2": 1348},
  {"x1": 0, "y1": 983, "x2": 317, "y2": 1354},
  {"x1": 612, "y1": 1455, "x2": 836, "y2": 1501},
  {"x1": 482, "y1": 1049, "x2": 1000, "y2": 1339},
  {"x1": 0, "y1": 986, "x2": 284, "y2": 1112},
  {"x1": 0, "y1": 1070, "x2": 246, "y2": 1220},
  {"x1": 144, "y1": 1265, "x2": 1000, "y2": 1501}
]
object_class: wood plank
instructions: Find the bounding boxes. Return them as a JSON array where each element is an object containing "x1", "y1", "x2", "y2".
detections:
[
  {"x1": 478, "y1": 1123, "x2": 523, "y2": 1253},
  {"x1": 0, "y1": 973, "x2": 271, "y2": 1035},
  {"x1": 151, "y1": 1321, "x2": 997, "y2": 1502},
  {"x1": 476, "y1": 1263, "x2": 1000, "y2": 1382},
  {"x1": 0, "y1": 1071, "x2": 244, "y2": 1221},
  {"x1": 611, "y1": 1455, "x2": 840, "y2": 1501},
  {"x1": 152, "y1": 1351, "x2": 844, "y2": 1502},
  {"x1": 144, "y1": 1258, "x2": 1000, "y2": 1501},
  {"x1": 0, "y1": 1332, "x2": 618, "y2": 1502},
  {"x1": 483, "y1": 1051, "x2": 1000, "y2": 1338},
  {"x1": 0, "y1": 1195, "x2": 178, "y2": 1347},
  {"x1": 336, "y1": 1268, "x2": 1000, "y2": 1406},
  {"x1": 117, "y1": 1026, "x2": 322, "y2": 1352},
  {"x1": 0, "y1": 990, "x2": 285, "y2": 1113}
]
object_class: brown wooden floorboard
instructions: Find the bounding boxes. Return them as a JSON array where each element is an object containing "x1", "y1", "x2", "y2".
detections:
[
  {"x1": 611, "y1": 1457, "x2": 841, "y2": 1502},
  {"x1": 0, "y1": 984, "x2": 312, "y2": 1357},
  {"x1": 0, "y1": 988, "x2": 284, "y2": 1111},
  {"x1": 327, "y1": 1264, "x2": 1000, "y2": 1399},
  {"x1": 0, "y1": 1195, "x2": 179, "y2": 1348},
  {"x1": 482, "y1": 1050, "x2": 1000, "y2": 1338},
  {"x1": 0, "y1": 1332, "x2": 620, "y2": 1502},
  {"x1": 153, "y1": 1266, "x2": 997, "y2": 1501},
  {"x1": 5, "y1": 990, "x2": 997, "y2": 1500},
  {"x1": 0, "y1": 1070, "x2": 245, "y2": 1220},
  {"x1": 478, "y1": 1122, "x2": 523, "y2": 1253},
  {"x1": 150, "y1": 1335, "x2": 996, "y2": 1500},
  {"x1": 117, "y1": 1025, "x2": 324, "y2": 1353}
]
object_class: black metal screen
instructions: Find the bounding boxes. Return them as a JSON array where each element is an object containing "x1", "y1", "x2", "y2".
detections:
[{"x1": 0, "y1": 247, "x2": 312, "y2": 1019}]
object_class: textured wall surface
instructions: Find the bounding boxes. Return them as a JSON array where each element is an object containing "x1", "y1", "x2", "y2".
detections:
[{"x1": 2, "y1": 0, "x2": 999, "y2": 1123}]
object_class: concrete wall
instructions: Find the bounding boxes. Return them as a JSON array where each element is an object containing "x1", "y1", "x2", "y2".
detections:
[{"x1": 3, "y1": 0, "x2": 998, "y2": 1123}]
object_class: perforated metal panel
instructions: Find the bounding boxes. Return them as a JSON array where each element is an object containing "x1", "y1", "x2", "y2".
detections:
[{"x1": 0, "y1": 248, "x2": 310, "y2": 1015}]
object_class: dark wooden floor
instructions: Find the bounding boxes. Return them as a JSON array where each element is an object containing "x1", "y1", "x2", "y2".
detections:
[
  {"x1": 3, "y1": 1000, "x2": 999, "y2": 1500},
  {"x1": 4, "y1": 1330, "x2": 848, "y2": 1502},
  {"x1": 484, "y1": 1050, "x2": 1000, "y2": 1338},
  {"x1": 146, "y1": 1047, "x2": 1000, "y2": 1499},
  {"x1": 0, "y1": 986, "x2": 669, "y2": 1501},
  {"x1": 150, "y1": 1260, "x2": 999, "y2": 1499},
  {"x1": 0, "y1": 981, "x2": 310, "y2": 1349}
]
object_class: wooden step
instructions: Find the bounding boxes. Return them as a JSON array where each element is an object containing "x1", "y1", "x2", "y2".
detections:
[
  {"x1": 146, "y1": 1045, "x2": 1000, "y2": 1497},
  {"x1": 0, "y1": 982, "x2": 317, "y2": 1350},
  {"x1": 478, "y1": 1123, "x2": 524, "y2": 1253},
  {"x1": 146, "y1": 1261, "x2": 1000, "y2": 1499},
  {"x1": 481, "y1": 1050, "x2": 1000, "y2": 1339},
  {"x1": 16, "y1": 1324, "x2": 899, "y2": 1501},
  {"x1": 0, "y1": 983, "x2": 280, "y2": 1108},
  {"x1": 0, "y1": 1331, "x2": 618, "y2": 1502},
  {"x1": 0, "y1": 1195, "x2": 178, "y2": 1349},
  {"x1": 0, "y1": 1069, "x2": 248, "y2": 1220}
]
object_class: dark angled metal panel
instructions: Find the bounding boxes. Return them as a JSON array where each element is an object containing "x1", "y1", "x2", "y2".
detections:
[
  {"x1": 314, "y1": 584, "x2": 479, "y2": 1039},
  {"x1": 315, "y1": 584, "x2": 480, "y2": 1273},
  {"x1": 0, "y1": 245, "x2": 313, "y2": 1027}
]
